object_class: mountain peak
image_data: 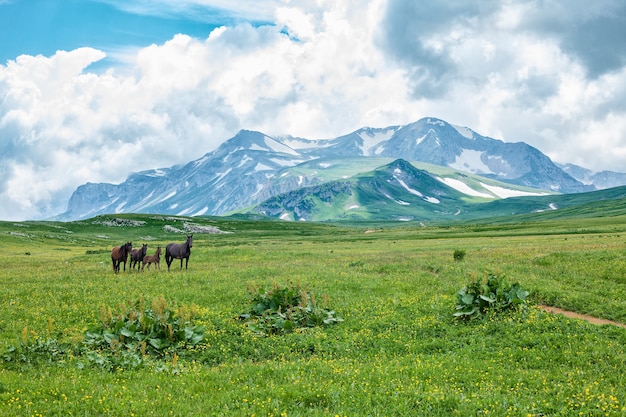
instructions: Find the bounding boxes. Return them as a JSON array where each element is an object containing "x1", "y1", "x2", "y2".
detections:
[
  {"x1": 226, "y1": 130, "x2": 300, "y2": 156},
  {"x1": 58, "y1": 116, "x2": 608, "y2": 221}
]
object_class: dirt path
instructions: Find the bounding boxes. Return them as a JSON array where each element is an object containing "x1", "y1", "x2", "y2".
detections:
[{"x1": 539, "y1": 305, "x2": 626, "y2": 329}]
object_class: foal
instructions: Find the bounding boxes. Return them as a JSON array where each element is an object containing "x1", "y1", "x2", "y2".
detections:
[
  {"x1": 142, "y1": 246, "x2": 161, "y2": 271},
  {"x1": 130, "y1": 243, "x2": 148, "y2": 270}
]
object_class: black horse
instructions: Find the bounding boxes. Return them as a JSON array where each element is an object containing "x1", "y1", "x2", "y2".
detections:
[
  {"x1": 129, "y1": 243, "x2": 148, "y2": 270},
  {"x1": 165, "y1": 235, "x2": 193, "y2": 271},
  {"x1": 111, "y1": 241, "x2": 132, "y2": 273}
]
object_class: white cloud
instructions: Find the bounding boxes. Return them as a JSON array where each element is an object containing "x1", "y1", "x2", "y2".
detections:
[{"x1": 1, "y1": 0, "x2": 626, "y2": 221}]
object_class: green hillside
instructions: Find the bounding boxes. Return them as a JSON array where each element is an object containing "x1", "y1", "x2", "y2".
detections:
[{"x1": 246, "y1": 158, "x2": 626, "y2": 224}]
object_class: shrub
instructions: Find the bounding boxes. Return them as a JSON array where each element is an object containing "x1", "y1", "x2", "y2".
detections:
[
  {"x1": 453, "y1": 272, "x2": 529, "y2": 321},
  {"x1": 239, "y1": 283, "x2": 343, "y2": 336},
  {"x1": 453, "y1": 249, "x2": 466, "y2": 261}
]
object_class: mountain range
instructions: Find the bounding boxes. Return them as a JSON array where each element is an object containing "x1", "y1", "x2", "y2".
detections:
[{"x1": 57, "y1": 117, "x2": 626, "y2": 222}]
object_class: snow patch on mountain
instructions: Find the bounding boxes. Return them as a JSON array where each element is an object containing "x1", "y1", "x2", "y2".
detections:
[
  {"x1": 145, "y1": 169, "x2": 168, "y2": 177},
  {"x1": 534, "y1": 203, "x2": 558, "y2": 212},
  {"x1": 423, "y1": 196, "x2": 440, "y2": 204},
  {"x1": 161, "y1": 190, "x2": 177, "y2": 202},
  {"x1": 437, "y1": 177, "x2": 494, "y2": 198},
  {"x1": 479, "y1": 182, "x2": 548, "y2": 198},
  {"x1": 426, "y1": 118, "x2": 445, "y2": 127},
  {"x1": 270, "y1": 158, "x2": 300, "y2": 167},
  {"x1": 394, "y1": 176, "x2": 423, "y2": 197},
  {"x1": 450, "y1": 150, "x2": 494, "y2": 175},
  {"x1": 416, "y1": 133, "x2": 429, "y2": 146},
  {"x1": 194, "y1": 207, "x2": 209, "y2": 216},
  {"x1": 264, "y1": 136, "x2": 300, "y2": 155},
  {"x1": 193, "y1": 156, "x2": 210, "y2": 167},
  {"x1": 250, "y1": 184, "x2": 264, "y2": 197},
  {"x1": 139, "y1": 190, "x2": 155, "y2": 204},
  {"x1": 281, "y1": 137, "x2": 321, "y2": 150},
  {"x1": 238, "y1": 156, "x2": 253, "y2": 167},
  {"x1": 358, "y1": 128, "x2": 396, "y2": 155},
  {"x1": 254, "y1": 163, "x2": 273, "y2": 171},
  {"x1": 452, "y1": 125, "x2": 474, "y2": 139},
  {"x1": 215, "y1": 168, "x2": 232, "y2": 181}
]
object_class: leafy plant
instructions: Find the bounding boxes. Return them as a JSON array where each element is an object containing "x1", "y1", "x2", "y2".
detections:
[
  {"x1": 454, "y1": 272, "x2": 529, "y2": 321},
  {"x1": 82, "y1": 296, "x2": 204, "y2": 370},
  {"x1": 2, "y1": 336, "x2": 72, "y2": 367},
  {"x1": 239, "y1": 283, "x2": 343, "y2": 336},
  {"x1": 453, "y1": 249, "x2": 466, "y2": 261}
]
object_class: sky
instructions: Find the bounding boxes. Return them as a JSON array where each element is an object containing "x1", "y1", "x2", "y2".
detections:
[{"x1": 1, "y1": 0, "x2": 626, "y2": 221}]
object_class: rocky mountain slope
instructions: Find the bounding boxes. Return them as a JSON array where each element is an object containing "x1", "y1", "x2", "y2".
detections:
[{"x1": 58, "y1": 117, "x2": 615, "y2": 221}]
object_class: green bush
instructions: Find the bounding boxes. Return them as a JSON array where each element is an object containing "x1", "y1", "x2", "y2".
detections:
[
  {"x1": 239, "y1": 283, "x2": 343, "y2": 336},
  {"x1": 453, "y1": 249, "x2": 466, "y2": 261},
  {"x1": 82, "y1": 296, "x2": 204, "y2": 370},
  {"x1": 453, "y1": 272, "x2": 529, "y2": 321}
]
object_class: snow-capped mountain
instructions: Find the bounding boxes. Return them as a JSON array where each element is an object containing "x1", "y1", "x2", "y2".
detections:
[
  {"x1": 58, "y1": 117, "x2": 610, "y2": 221},
  {"x1": 559, "y1": 163, "x2": 626, "y2": 190},
  {"x1": 281, "y1": 118, "x2": 588, "y2": 193}
]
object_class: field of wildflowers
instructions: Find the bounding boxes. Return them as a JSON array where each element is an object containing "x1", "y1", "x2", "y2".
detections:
[{"x1": 1, "y1": 214, "x2": 626, "y2": 416}]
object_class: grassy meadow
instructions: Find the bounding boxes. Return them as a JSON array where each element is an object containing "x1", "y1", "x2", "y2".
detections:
[{"x1": 1, "y1": 214, "x2": 626, "y2": 416}]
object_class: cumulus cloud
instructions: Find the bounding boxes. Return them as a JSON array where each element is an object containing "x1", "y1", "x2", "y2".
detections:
[
  {"x1": 1, "y1": 0, "x2": 626, "y2": 221},
  {"x1": 377, "y1": 0, "x2": 626, "y2": 168}
]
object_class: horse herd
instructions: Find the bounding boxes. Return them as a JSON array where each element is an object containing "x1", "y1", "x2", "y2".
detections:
[{"x1": 110, "y1": 235, "x2": 193, "y2": 273}]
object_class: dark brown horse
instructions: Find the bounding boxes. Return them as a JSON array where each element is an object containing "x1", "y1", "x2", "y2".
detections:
[
  {"x1": 165, "y1": 235, "x2": 193, "y2": 271},
  {"x1": 111, "y1": 241, "x2": 132, "y2": 273},
  {"x1": 130, "y1": 243, "x2": 148, "y2": 270},
  {"x1": 142, "y1": 246, "x2": 161, "y2": 271}
]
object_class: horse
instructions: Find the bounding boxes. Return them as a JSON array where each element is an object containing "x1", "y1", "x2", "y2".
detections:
[
  {"x1": 129, "y1": 243, "x2": 148, "y2": 270},
  {"x1": 111, "y1": 241, "x2": 132, "y2": 273},
  {"x1": 142, "y1": 246, "x2": 161, "y2": 271},
  {"x1": 165, "y1": 235, "x2": 193, "y2": 271}
]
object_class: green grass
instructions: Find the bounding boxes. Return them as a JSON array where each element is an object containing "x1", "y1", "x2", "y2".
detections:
[{"x1": 2, "y1": 214, "x2": 626, "y2": 416}]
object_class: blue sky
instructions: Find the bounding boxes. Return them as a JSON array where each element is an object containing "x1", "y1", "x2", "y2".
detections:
[
  {"x1": 0, "y1": 0, "x2": 252, "y2": 66},
  {"x1": 1, "y1": 0, "x2": 626, "y2": 220}
]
